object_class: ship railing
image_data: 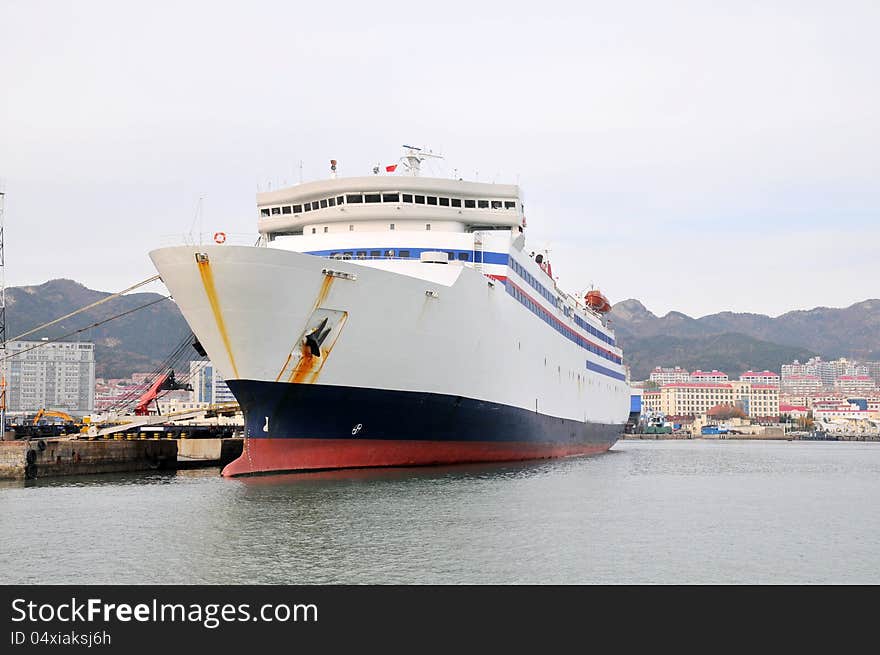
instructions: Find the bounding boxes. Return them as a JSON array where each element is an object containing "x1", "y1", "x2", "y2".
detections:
[{"x1": 158, "y1": 233, "x2": 261, "y2": 247}]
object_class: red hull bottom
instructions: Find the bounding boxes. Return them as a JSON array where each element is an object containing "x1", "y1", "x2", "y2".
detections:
[{"x1": 221, "y1": 438, "x2": 614, "y2": 477}]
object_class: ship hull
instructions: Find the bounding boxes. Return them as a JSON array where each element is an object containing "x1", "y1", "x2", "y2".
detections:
[
  {"x1": 149, "y1": 244, "x2": 630, "y2": 477},
  {"x1": 222, "y1": 379, "x2": 620, "y2": 476}
]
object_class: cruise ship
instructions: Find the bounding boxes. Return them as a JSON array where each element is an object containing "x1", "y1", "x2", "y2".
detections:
[{"x1": 150, "y1": 147, "x2": 631, "y2": 476}]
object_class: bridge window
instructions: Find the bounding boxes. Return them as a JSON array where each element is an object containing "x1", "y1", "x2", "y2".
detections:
[
  {"x1": 357, "y1": 251, "x2": 367, "y2": 259},
  {"x1": 439, "y1": 197, "x2": 450, "y2": 206},
  {"x1": 505, "y1": 201, "x2": 516, "y2": 209},
  {"x1": 464, "y1": 199, "x2": 476, "y2": 208},
  {"x1": 323, "y1": 226, "x2": 328, "y2": 233},
  {"x1": 414, "y1": 195, "x2": 426, "y2": 204},
  {"x1": 426, "y1": 196, "x2": 438, "y2": 205},
  {"x1": 261, "y1": 208, "x2": 270, "y2": 216},
  {"x1": 293, "y1": 204, "x2": 302, "y2": 213},
  {"x1": 370, "y1": 250, "x2": 381, "y2": 258},
  {"x1": 426, "y1": 224, "x2": 431, "y2": 230},
  {"x1": 328, "y1": 197, "x2": 336, "y2": 207},
  {"x1": 491, "y1": 200, "x2": 502, "y2": 209},
  {"x1": 390, "y1": 223, "x2": 395, "y2": 230},
  {"x1": 337, "y1": 196, "x2": 344, "y2": 204},
  {"x1": 320, "y1": 199, "x2": 328, "y2": 208},
  {"x1": 304, "y1": 204, "x2": 312, "y2": 212},
  {"x1": 399, "y1": 250, "x2": 411, "y2": 258},
  {"x1": 402, "y1": 194, "x2": 413, "y2": 202},
  {"x1": 382, "y1": 193, "x2": 399, "y2": 202},
  {"x1": 451, "y1": 198, "x2": 462, "y2": 207},
  {"x1": 311, "y1": 228, "x2": 316, "y2": 234},
  {"x1": 365, "y1": 193, "x2": 381, "y2": 203},
  {"x1": 385, "y1": 250, "x2": 395, "y2": 257},
  {"x1": 458, "y1": 253, "x2": 470, "y2": 261},
  {"x1": 271, "y1": 207, "x2": 280, "y2": 215},
  {"x1": 346, "y1": 194, "x2": 363, "y2": 204},
  {"x1": 478, "y1": 200, "x2": 489, "y2": 208},
  {"x1": 349, "y1": 224, "x2": 354, "y2": 231},
  {"x1": 311, "y1": 201, "x2": 320, "y2": 210}
]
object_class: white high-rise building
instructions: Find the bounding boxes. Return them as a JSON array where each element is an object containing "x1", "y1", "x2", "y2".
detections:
[
  {"x1": 189, "y1": 360, "x2": 235, "y2": 404},
  {"x1": 6, "y1": 340, "x2": 95, "y2": 414}
]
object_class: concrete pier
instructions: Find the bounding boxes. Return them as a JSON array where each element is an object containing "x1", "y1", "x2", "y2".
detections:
[{"x1": 0, "y1": 438, "x2": 177, "y2": 480}]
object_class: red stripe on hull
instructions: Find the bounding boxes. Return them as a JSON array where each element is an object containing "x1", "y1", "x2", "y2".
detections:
[{"x1": 221, "y1": 438, "x2": 613, "y2": 477}]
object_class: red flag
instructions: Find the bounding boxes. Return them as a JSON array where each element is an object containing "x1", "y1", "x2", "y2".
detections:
[{"x1": 385, "y1": 164, "x2": 397, "y2": 172}]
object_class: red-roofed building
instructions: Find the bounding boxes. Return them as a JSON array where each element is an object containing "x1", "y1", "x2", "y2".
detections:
[
  {"x1": 779, "y1": 403, "x2": 810, "y2": 419},
  {"x1": 740, "y1": 370, "x2": 780, "y2": 385},
  {"x1": 690, "y1": 369, "x2": 729, "y2": 383},
  {"x1": 833, "y1": 375, "x2": 877, "y2": 394}
]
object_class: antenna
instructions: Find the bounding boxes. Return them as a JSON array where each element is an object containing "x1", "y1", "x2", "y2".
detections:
[{"x1": 400, "y1": 145, "x2": 443, "y2": 177}]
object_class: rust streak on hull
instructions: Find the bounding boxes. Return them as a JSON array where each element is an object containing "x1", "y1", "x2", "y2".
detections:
[
  {"x1": 276, "y1": 275, "x2": 336, "y2": 382},
  {"x1": 197, "y1": 259, "x2": 240, "y2": 379}
]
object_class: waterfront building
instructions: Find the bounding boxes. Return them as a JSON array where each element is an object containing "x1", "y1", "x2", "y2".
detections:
[
  {"x1": 189, "y1": 361, "x2": 235, "y2": 404},
  {"x1": 739, "y1": 370, "x2": 780, "y2": 385},
  {"x1": 833, "y1": 375, "x2": 877, "y2": 394},
  {"x1": 779, "y1": 404, "x2": 810, "y2": 419},
  {"x1": 649, "y1": 366, "x2": 690, "y2": 385},
  {"x1": 6, "y1": 340, "x2": 95, "y2": 415},
  {"x1": 649, "y1": 381, "x2": 779, "y2": 420},
  {"x1": 690, "y1": 370, "x2": 729, "y2": 383},
  {"x1": 813, "y1": 400, "x2": 871, "y2": 421}
]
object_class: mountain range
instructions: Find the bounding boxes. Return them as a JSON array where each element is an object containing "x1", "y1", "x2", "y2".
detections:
[
  {"x1": 610, "y1": 298, "x2": 880, "y2": 380},
  {"x1": 4, "y1": 279, "x2": 878, "y2": 382}
]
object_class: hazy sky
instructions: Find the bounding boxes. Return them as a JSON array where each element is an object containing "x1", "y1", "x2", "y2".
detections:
[{"x1": 1, "y1": 0, "x2": 877, "y2": 317}]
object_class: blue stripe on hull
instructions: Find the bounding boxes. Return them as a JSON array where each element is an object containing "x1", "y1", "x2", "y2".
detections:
[{"x1": 227, "y1": 380, "x2": 623, "y2": 448}]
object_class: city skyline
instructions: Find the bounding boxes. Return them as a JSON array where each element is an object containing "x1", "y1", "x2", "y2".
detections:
[{"x1": 2, "y1": 1, "x2": 878, "y2": 317}]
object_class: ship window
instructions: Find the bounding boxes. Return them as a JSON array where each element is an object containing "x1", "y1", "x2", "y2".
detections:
[
  {"x1": 385, "y1": 250, "x2": 395, "y2": 257},
  {"x1": 261, "y1": 208, "x2": 270, "y2": 216},
  {"x1": 328, "y1": 197, "x2": 336, "y2": 207},
  {"x1": 293, "y1": 204, "x2": 303, "y2": 213},
  {"x1": 439, "y1": 197, "x2": 450, "y2": 207},
  {"x1": 349, "y1": 224, "x2": 354, "y2": 231},
  {"x1": 303, "y1": 204, "x2": 312, "y2": 212},
  {"x1": 271, "y1": 207, "x2": 281, "y2": 215},
  {"x1": 357, "y1": 251, "x2": 367, "y2": 259},
  {"x1": 464, "y1": 199, "x2": 476, "y2": 208},
  {"x1": 311, "y1": 228, "x2": 316, "y2": 234},
  {"x1": 445, "y1": 251, "x2": 455, "y2": 261},
  {"x1": 337, "y1": 195, "x2": 344, "y2": 204},
  {"x1": 382, "y1": 193, "x2": 399, "y2": 203},
  {"x1": 505, "y1": 201, "x2": 516, "y2": 209},
  {"x1": 478, "y1": 200, "x2": 489, "y2": 208},
  {"x1": 402, "y1": 193, "x2": 413, "y2": 202},
  {"x1": 426, "y1": 224, "x2": 431, "y2": 231},
  {"x1": 399, "y1": 250, "x2": 411, "y2": 258},
  {"x1": 370, "y1": 250, "x2": 381, "y2": 258},
  {"x1": 390, "y1": 223, "x2": 395, "y2": 230},
  {"x1": 426, "y1": 196, "x2": 438, "y2": 205},
  {"x1": 451, "y1": 198, "x2": 462, "y2": 207},
  {"x1": 323, "y1": 226, "x2": 328, "y2": 233},
  {"x1": 491, "y1": 200, "x2": 502, "y2": 209},
  {"x1": 346, "y1": 194, "x2": 363, "y2": 204},
  {"x1": 458, "y1": 253, "x2": 470, "y2": 261},
  {"x1": 320, "y1": 199, "x2": 328, "y2": 208},
  {"x1": 414, "y1": 195, "x2": 426, "y2": 204},
  {"x1": 311, "y1": 201, "x2": 320, "y2": 210},
  {"x1": 365, "y1": 193, "x2": 381, "y2": 203}
]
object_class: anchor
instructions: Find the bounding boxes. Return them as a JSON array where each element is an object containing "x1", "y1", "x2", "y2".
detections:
[{"x1": 303, "y1": 317, "x2": 332, "y2": 357}]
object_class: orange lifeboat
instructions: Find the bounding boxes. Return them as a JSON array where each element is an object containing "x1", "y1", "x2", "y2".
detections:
[{"x1": 585, "y1": 290, "x2": 611, "y2": 313}]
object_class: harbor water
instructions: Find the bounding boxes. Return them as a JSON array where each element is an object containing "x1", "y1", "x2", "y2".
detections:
[{"x1": 1, "y1": 439, "x2": 878, "y2": 584}]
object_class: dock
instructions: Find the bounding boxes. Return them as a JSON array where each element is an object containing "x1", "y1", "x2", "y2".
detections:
[{"x1": 0, "y1": 435, "x2": 243, "y2": 480}]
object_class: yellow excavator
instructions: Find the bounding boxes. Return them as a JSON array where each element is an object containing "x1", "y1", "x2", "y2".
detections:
[{"x1": 32, "y1": 409, "x2": 77, "y2": 425}]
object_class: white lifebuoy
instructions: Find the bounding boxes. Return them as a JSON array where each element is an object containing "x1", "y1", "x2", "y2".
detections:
[{"x1": 213, "y1": 232, "x2": 227, "y2": 244}]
